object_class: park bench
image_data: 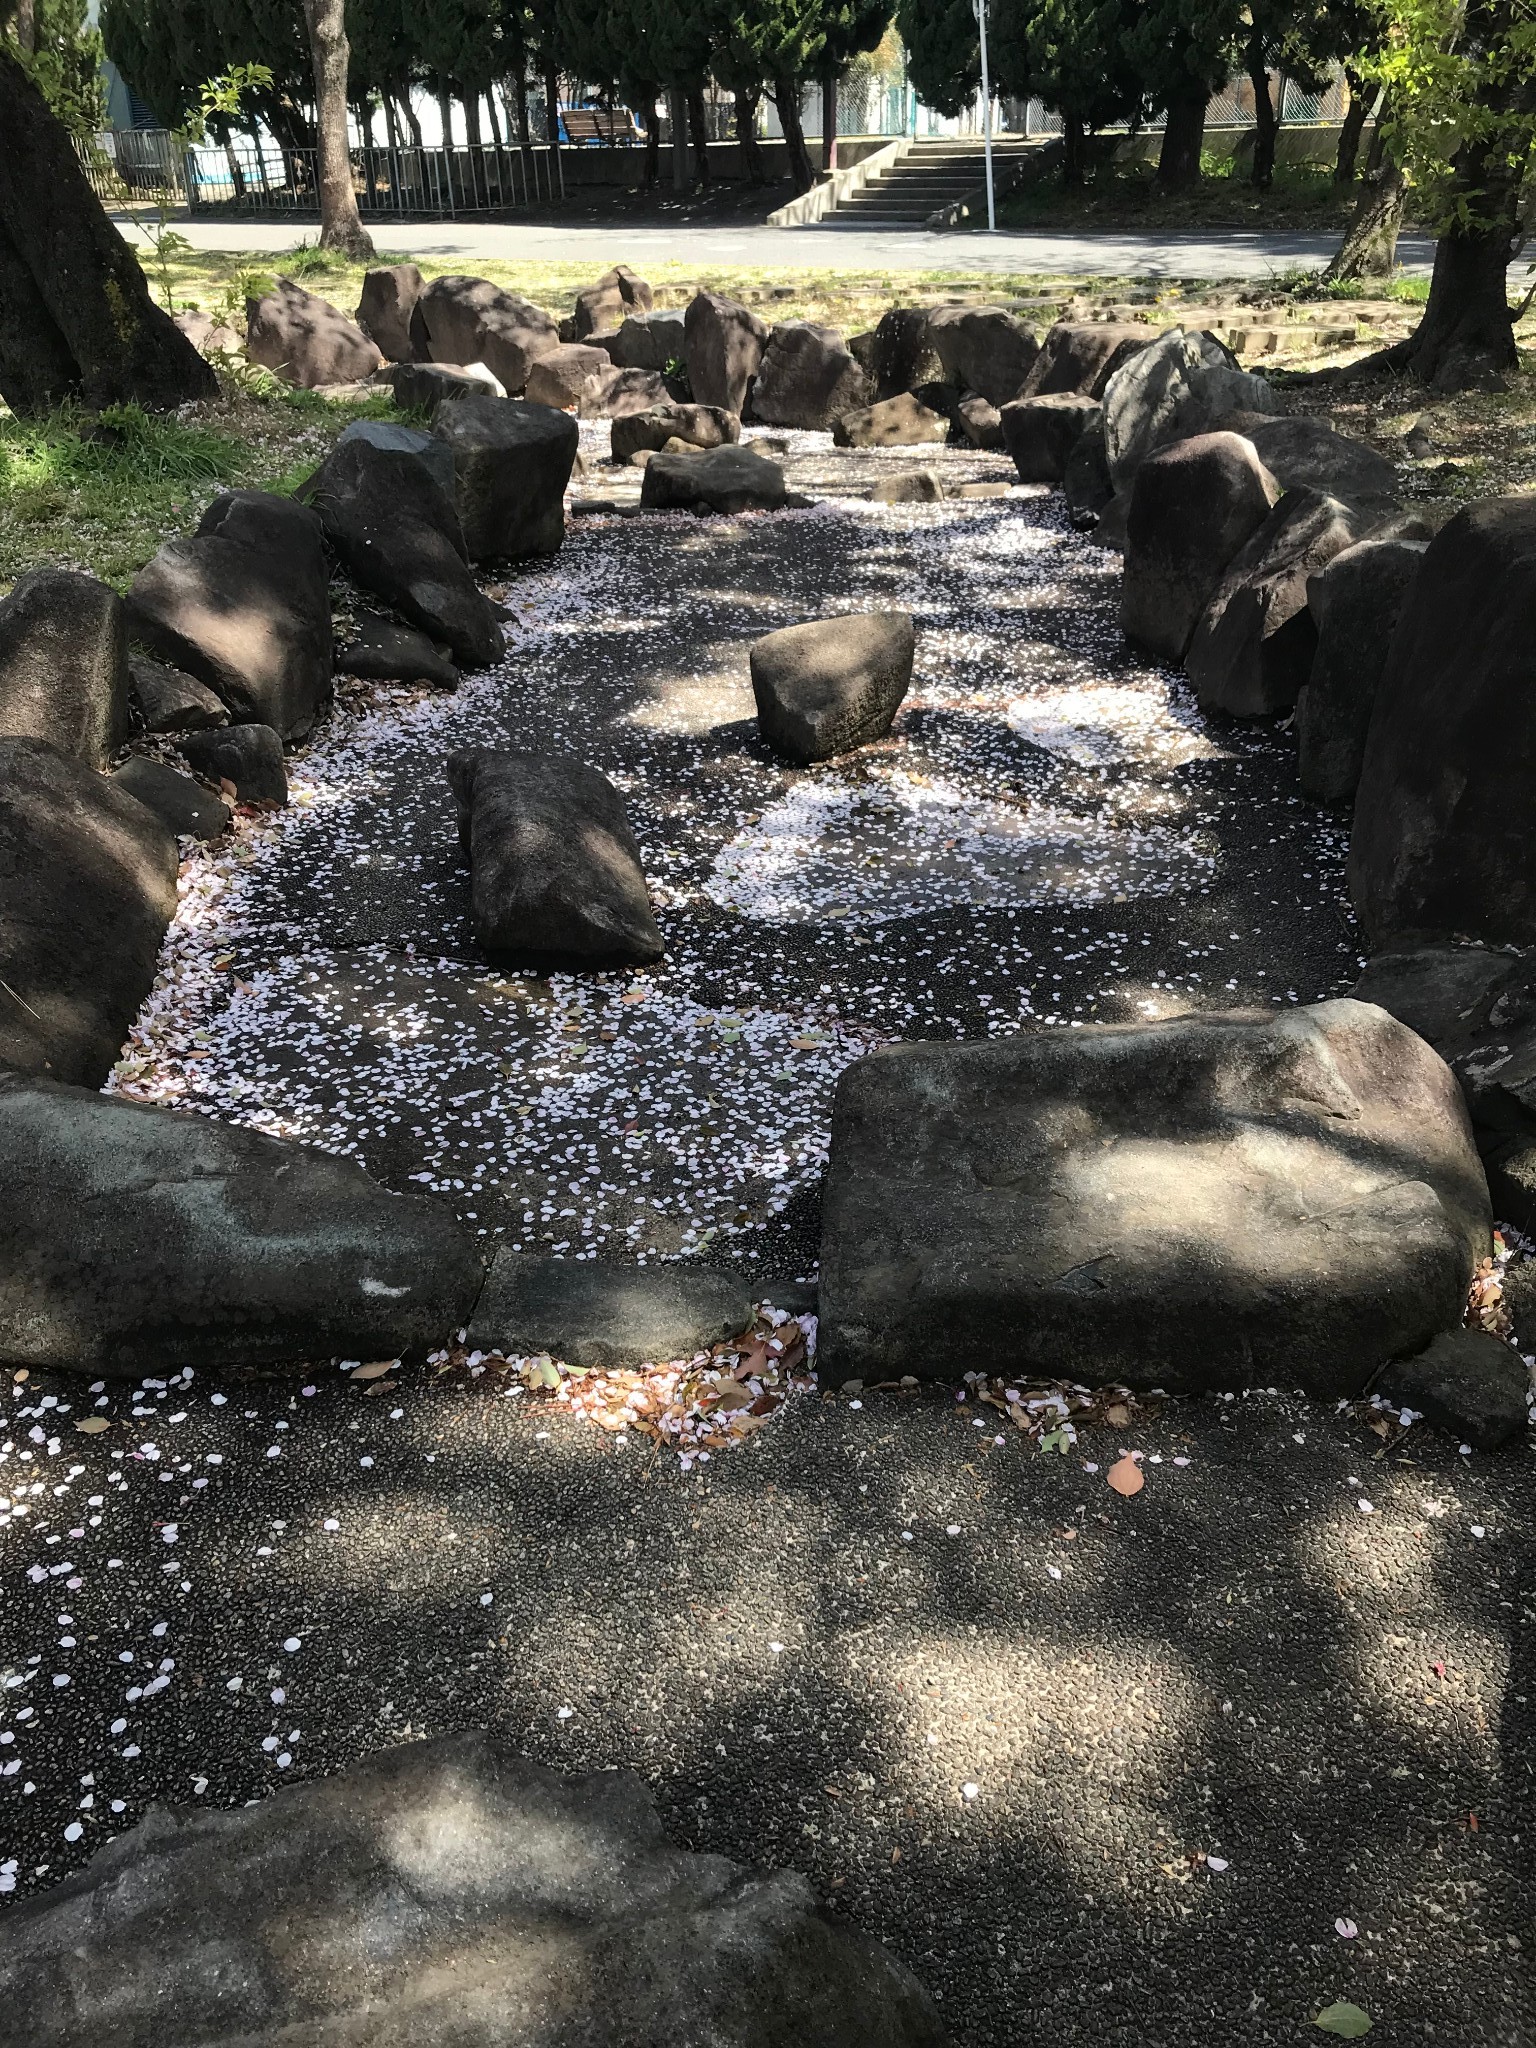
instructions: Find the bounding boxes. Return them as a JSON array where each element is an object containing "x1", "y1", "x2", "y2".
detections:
[{"x1": 560, "y1": 104, "x2": 643, "y2": 145}]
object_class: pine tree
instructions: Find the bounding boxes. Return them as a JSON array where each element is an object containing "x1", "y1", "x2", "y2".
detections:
[
  {"x1": 892, "y1": 0, "x2": 976, "y2": 121},
  {"x1": 992, "y1": 0, "x2": 1140, "y2": 184},
  {"x1": 1122, "y1": 0, "x2": 1243, "y2": 188}
]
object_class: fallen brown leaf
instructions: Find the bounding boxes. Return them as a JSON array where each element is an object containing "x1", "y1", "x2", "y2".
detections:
[{"x1": 1107, "y1": 1455, "x2": 1145, "y2": 1498}]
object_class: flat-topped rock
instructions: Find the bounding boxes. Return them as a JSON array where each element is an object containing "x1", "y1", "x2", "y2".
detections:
[
  {"x1": 640, "y1": 445, "x2": 786, "y2": 516},
  {"x1": 0, "y1": 567, "x2": 127, "y2": 767},
  {"x1": 469, "y1": 1253, "x2": 754, "y2": 1367},
  {"x1": 749, "y1": 612, "x2": 915, "y2": 765}
]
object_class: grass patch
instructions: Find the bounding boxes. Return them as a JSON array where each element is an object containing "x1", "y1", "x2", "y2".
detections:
[{"x1": 994, "y1": 148, "x2": 1370, "y2": 234}]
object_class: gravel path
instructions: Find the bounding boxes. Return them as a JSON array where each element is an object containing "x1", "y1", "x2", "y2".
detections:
[{"x1": 2, "y1": 437, "x2": 1532, "y2": 2045}]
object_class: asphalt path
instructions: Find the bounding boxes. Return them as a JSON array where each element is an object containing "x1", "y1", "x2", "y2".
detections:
[{"x1": 112, "y1": 208, "x2": 1441, "y2": 278}]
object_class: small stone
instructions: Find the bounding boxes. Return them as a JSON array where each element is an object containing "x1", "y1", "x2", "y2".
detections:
[{"x1": 1378, "y1": 1329, "x2": 1529, "y2": 1450}]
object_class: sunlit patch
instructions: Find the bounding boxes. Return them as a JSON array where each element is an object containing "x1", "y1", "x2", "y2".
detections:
[{"x1": 1006, "y1": 683, "x2": 1227, "y2": 770}]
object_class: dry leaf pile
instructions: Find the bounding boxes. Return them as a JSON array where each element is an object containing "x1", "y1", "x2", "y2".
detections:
[
  {"x1": 433, "y1": 1309, "x2": 817, "y2": 1467},
  {"x1": 965, "y1": 1372, "x2": 1161, "y2": 1453}
]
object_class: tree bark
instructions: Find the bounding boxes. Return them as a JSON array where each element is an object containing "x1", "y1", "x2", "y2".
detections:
[
  {"x1": 1156, "y1": 85, "x2": 1207, "y2": 189},
  {"x1": 1394, "y1": 139, "x2": 1521, "y2": 390},
  {"x1": 1335, "y1": 67, "x2": 1372, "y2": 185},
  {"x1": 734, "y1": 86, "x2": 767, "y2": 185},
  {"x1": 669, "y1": 84, "x2": 687, "y2": 192},
  {"x1": 1247, "y1": 44, "x2": 1277, "y2": 189},
  {"x1": 687, "y1": 83, "x2": 710, "y2": 186},
  {"x1": 637, "y1": 87, "x2": 660, "y2": 188},
  {"x1": 384, "y1": 95, "x2": 400, "y2": 153},
  {"x1": 299, "y1": 0, "x2": 373, "y2": 255},
  {"x1": 399, "y1": 93, "x2": 422, "y2": 147},
  {"x1": 1324, "y1": 162, "x2": 1406, "y2": 281},
  {"x1": 822, "y1": 72, "x2": 836, "y2": 173},
  {"x1": 0, "y1": 49, "x2": 217, "y2": 415},
  {"x1": 544, "y1": 63, "x2": 560, "y2": 155},
  {"x1": 774, "y1": 72, "x2": 814, "y2": 192},
  {"x1": 1062, "y1": 111, "x2": 1085, "y2": 188}
]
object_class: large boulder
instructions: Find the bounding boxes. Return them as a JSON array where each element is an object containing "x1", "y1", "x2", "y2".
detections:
[
  {"x1": 1351, "y1": 497, "x2": 1536, "y2": 947},
  {"x1": 572, "y1": 262, "x2": 653, "y2": 339},
  {"x1": 415, "y1": 276, "x2": 560, "y2": 394},
  {"x1": 335, "y1": 417, "x2": 457, "y2": 500},
  {"x1": 307, "y1": 439, "x2": 504, "y2": 670},
  {"x1": 447, "y1": 748, "x2": 663, "y2": 966},
  {"x1": 469, "y1": 1253, "x2": 753, "y2": 1366},
  {"x1": 0, "y1": 1732, "x2": 948, "y2": 2048},
  {"x1": 334, "y1": 614, "x2": 458, "y2": 691},
  {"x1": 245, "y1": 278, "x2": 383, "y2": 389},
  {"x1": 750, "y1": 612, "x2": 914, "y2": 765},
  {"x1": 926, "y1": 305, "x2": 1038, "y2": 406},
  {"x1": 831, "y1": 394, "x2": 949, "y2": 450},
  {"x1": 611, "y1": 403, "x2": 740, "y2": 463},
  {"x1": 1239, "y1": 416, "x2": 1400, "y2": 517},
  {"x1": 430, "y1": 393, "x2": 578, "y2": 563},
  {"x1": 524, "y1": 342, "x2": 613, "y2": 411},
  {"x1": 1159, "y1": 363, "x2": 1283, "y2": 445},
  {"x1": 127, "y1": 490, "x2": 332, "y2": 740},
  {"x1": 175, "y1": 723, "x2": 288, "y2": 807},
  {"x1": 0, "y1": 737, "x2": 178, "y2": 1088},
  {"x1": 750, "y1": 322, "x2": 869, "y2": 431},
  {"x1": 640, "y1": 445, "x2": 787, "y2": 516},
  {"x1": 0, "y1": 1071, "x2": 483, "y2": 1377},
  {"x1": 1185, "y1": 488, "x2": 1367, "y2": 717},
  {"x1": 610, "y1": 308, "x2": 688, "y2": 372},
  {"x1": 128, "y1": 655, "x2": 227, "y2": 735},
  {"x1": 585, "y1": 365, "x2": 670, "y2": 418},
  {"x1": 1063, "y1": 416, "x2": 1114, "y2": 525},
  {"x1": 1121, "y1": 431, "x2": 1281, "y2": 662},
  {"x1": 869, "y1": 307, "x2": 946, "y2": 400},
  {"x1": 0, "y1": 567, "x2": 127, "y2": 767},
  {"x1": 684, "y1": 291, "x2": 768, "y2": 414},
  {"x1": 818, "y1": 1001, "x2": 1490, "y2": 1395},
  {"x1": 999, "y1": 393, "x2": 1100, "y2": 484},
  {"x1": 356, "y1": 262, "x2": 424, "y2": 362},
  {"x1": 1100, "y1": 326, "x2": 1236, "y2": 492},
  {"x1": 956, "y1": 395, "x2": 1004, "y2": 451},
  {"x1": 1295, "y1": 536, "x2": 1426, "y2": 806},
  {"x1": 1021, "y1": 321, "x2": 1158, "y2": 398},
  {"x1": 391, "y1": 360, "x2": 506, "y2": 409},
  {"x1": 110, "y1": 754, "x2": 230, "y2": 841}
]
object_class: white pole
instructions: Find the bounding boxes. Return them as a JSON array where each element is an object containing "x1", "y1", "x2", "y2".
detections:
[{"x1": 973, "y1": 0, "x2": 996, "y2": 231}]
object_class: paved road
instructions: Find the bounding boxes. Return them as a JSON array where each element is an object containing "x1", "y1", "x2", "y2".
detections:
[{"x1": 113, "y1": 208, "x2": 1439, "y2": 278}]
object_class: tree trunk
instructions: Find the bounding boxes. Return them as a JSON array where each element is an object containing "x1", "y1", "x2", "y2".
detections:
[
  {"x1": 1247, "y1": 44, "x2": 1277, "y2": 189},
  {"x1": 773, "y1": 72, "x2": 814, "y2": 192},
  {"x1": 399, "y1": 93, "x2": 422, "y2": 147},
  {"x1": 1393, "y1": 139, "x2": 1521, "y2": 390},
  {"x1": 1062, "y1": 110, "x2": 1085, "y2": 188},
  {"x1": 669, "y1": 84, "x2": 687, "y2": 192},
  {"x1": 822, "y1": 72, "x2": 836, "y2": 173},
  {"x1": 637, "y1": 87, "x2": 660, "y2": 187},
  {"x1": 299, "y1": 0, "x2": 373, "y2": 255},
  {"x1": 1335, "y1": 67, "x2": 1372, "y2": 185},
  {"x1": 687, "y1": 84, "x2": 710, "y2": 186},
  {"x1": 1324, "y1": 162, "x2": 1405, "y2": 281},
  {"x1": 735, "y1": 86, "x2": 766, "y2": 186},
  {"x1": 384, "y1": 95, "x2": 400, "y2": 152},
  {"x1": 0, "y1": 49, "x2": 217, "y2": 415},
  {"x1": 13, "y1": 0, "x2": 33, "y2": 55},
  {"x1": 223, "y1": 139, "x2": 248, "y2": 195},
  {"x1": 1156, "y1": 85, "x2": 1207, "y2": 189},
  {"x1": 544, "y1": 64, "x2": 560, "y2": 156}
]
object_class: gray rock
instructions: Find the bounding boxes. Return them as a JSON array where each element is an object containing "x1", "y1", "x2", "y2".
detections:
[
  {"x1": 0, "y1": 1730, "x2": 948, "y2": 2048},
  {"x1": 430, "y1": 393, "x2": 577, "y2": 562},
  {"x1": 334, "y1": 614, "x2": 458, "y2": 690},
  {"x1": 909, "y1": 381, "x2": 963, "y2": 431},
  {"x1": 956, "y1": 395, "x2": 1004, "y2": 451},
  {"x1": 0, "y1": 567, "x2": 127, "y2": 767},
  {"x1": 469, "y1": 1253, "x2": 752, "y2": 1366},
  {"x1": 306, "y1": 439, "x2": 503, "y2": 670},
  {"x1": 999, "y1": 393, "x2": 1101, "y2": 484},
  {"x1": 572, "y1": 262, "x2": 653, "y2": 339},
  {"x1": 110, "y1": 755, "x2": 230, "y2": 841},
  {"x1": 356, "y1": 262, "x2": 425, "y2": 361},
  {"x1": 0, "y1": 1071, "x2": 483, "y2": 1378},
  {"x1": 1350, "y1": 496, "x2": 1536, "y2": 948},
  {"x1": 128, "y1": 655, "x2": 228, "y2": 734},
  {"x1": 871, "y1": 472, "x2": 943, "y2": 504},
  {"x1": 1063, "y1": 414, "x2": 1115, "y2": 526},
  {"x1": 1378, "y1": 1329, "x2": 1528, "y2": 1449},
  {"x1": 584, "y1": 365, "x2": 671, "y2": 418},
  {"x1": 818, "y1": 1000, "x2": 1489, "y2": 1396},
  {"x1": 1159, "y1": 364, "x2": 1283, "y2": 445},
  {"x1": 1485, "y1": 1137, "x2": 1536, "y2": 1237},
  {"x1": 610, "y1": 308, "x2": 688, "y2": 372},
  {"x1": 0, "y1": 737, "x2": 179, "y2": 1088},
  {"x1": 611, "y1": 404, "x2": 740, "y2": 463},
  {"x1": 1100, "y1": 327, "x2": 1237, "y2": 491},
  {"x1": 1093, "y1": 486, "x2": 1133, "y2": 553},
  {"x1": 640, "y1": 445, "x2": 787, "y2": 516},
  {"x1": 415, "y1": 275, "x2": 560, "y2": 395},
  {"x1": 925, "y1": 305, "x2": 1038, "y2": 406},
  {"x1": 391, "y1": 360, "x2": 507, "y2": 409},
  {"x1": 524, "y1": 342, "x2": 613, "y2": 411},
  {"x1": 749, "y1": 612, "x2": 914, "y2": 765},
  {"x1": 336, "y1": 417, "x2": 457, "y2": 500},
  {"x1": 1500, "y1": 1254, "x2": 1536, "y2": 1350},
  {"x1": 1121, "y1": 431, "x2": 1281, "y2": 663},
  {"x1": 172, "y1": 307, "x2": 241, "y2": 356},
  {"x1": 750, "y1": 322, "x2": 869, "y2": 432},
  {"x1": 1295, "y1": 536, "x2": 1426, "y2": 805},
  {"x1": 1186, "y1": 488, "x2": 1367, "y2": 717},
  {"x1": 1352, "y1": 946, "x2": 1519, "y2": 1054},
  {"x1": 245, "y1": 277, "x2": 383, "y2": 388},
  {"x1": 175, "y1": 722, "x2": 288, "y2": 807},
  {"x1": 1241, "y1": 416, "x2": 1400, "y2": 516},
  {"x1": 869, "y1": 306, "x2": 946, "y2": 400},
  {"x1": 127, "y1": 490, "x2": 332, "y2": 740},
  {"x1": 1021, "y1": 321, "x2": 1160, "y2": 398},
  {"x1": 447, "y1": 749, "x2": 663, "y2": 966},
  {"x1": 831, "y1": 394, "x2": 949, "y2": 450},
  {"x1": 684, "y1": 291, "x2": 768, "y2": 414}
]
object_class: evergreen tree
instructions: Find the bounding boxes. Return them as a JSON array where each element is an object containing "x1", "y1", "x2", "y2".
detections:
[
  {"x1": 992, "y1": 0, "x2": 1141, "y2": 183},
  {"x1": 9, "y1": 0, "x2": 106, "y2": 135},
  {"x1": 1122, "y1": 0, "x2": 1243, "y2": 187},
  {"x1": 892, "y1": 0, "x2": 976, "y2": 121}
]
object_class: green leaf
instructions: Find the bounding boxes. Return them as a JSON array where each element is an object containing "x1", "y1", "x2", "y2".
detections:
[{"x1": 1316, "y1": 2002, "x2": 1373, "y2": 2038}]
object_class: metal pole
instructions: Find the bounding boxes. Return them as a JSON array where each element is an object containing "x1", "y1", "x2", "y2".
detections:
[{"x1": 973, "y1": 0, "x2": 996, "y2": 232}]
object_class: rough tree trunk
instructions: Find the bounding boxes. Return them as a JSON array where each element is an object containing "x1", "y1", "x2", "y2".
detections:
[
  {"x1": 399, "y1": 93, "x2": 422, "y2": 147},
  {"x1": 384, "y1": 95, "x2": 400, "y2": 152},
  {"x1": 1247, "y1": 46, "x2": 1279, "y2": 189},
  {"x1": 0, "y1": 49, "x2": 217, "y2": 416},
  {"x1": 1394, "y1": 144, "x2": 1521, "y2": 390},
  {"x1": 774, "y1": 73, "x2": 814, "y2": 192},
  {"x1": 1335, "y1": 68, "x2": 1372, "y2": 185},
  {"x1": 544, "y1": 62, "x2": 562, "y2": 196},
  {"x1": 1062, "y1": 112, "x2": 1085, "y2": 188},
  {"x1": 638, "y1": 87, "x2": 660, "y2": 188},
  {"x1": 1324, "y1": 162, "x2": 1406, "y2": 282},
  {"x1": 687, "y1": 84, "x2": 710, "y2": 186},
  {"x1": 299, "y1": 0, "x2": 373, "y2": 256},
  {"x1": 734, "y1": 86, "x2": 767, "y2": 185},
  {"x1": 1156, "y1": 85, "x2": 1207, "y2": 189},
  {"x1": 822, "y1": 73, "x2": 836, "y2": 173}
]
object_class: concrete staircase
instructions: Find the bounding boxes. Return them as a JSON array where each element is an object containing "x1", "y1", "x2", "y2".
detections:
[{"x1": 825, "y1": 136, "x2": 1045, "y2": 226}]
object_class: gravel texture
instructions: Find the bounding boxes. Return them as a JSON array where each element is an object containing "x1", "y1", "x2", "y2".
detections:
[{"x1": 3, "y1": 431, "x2": 1533, "y2": 2047}]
